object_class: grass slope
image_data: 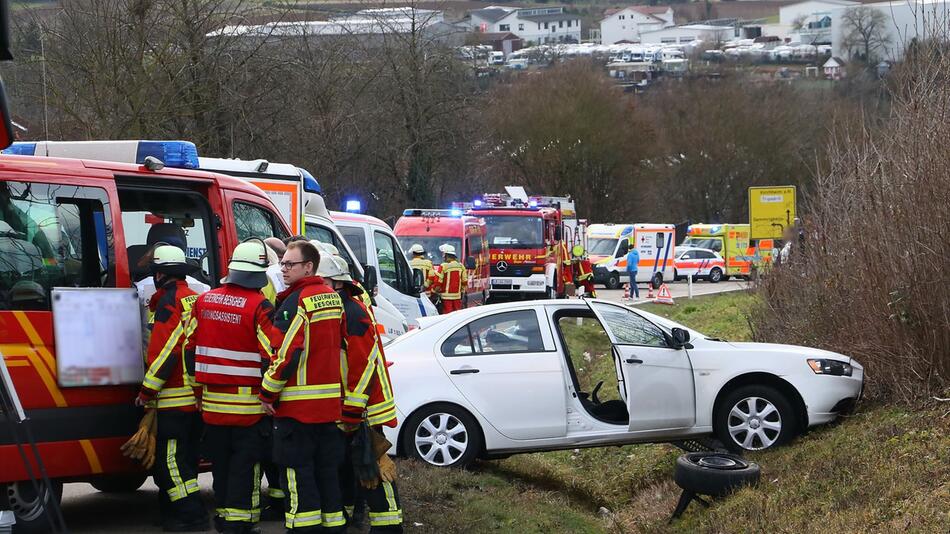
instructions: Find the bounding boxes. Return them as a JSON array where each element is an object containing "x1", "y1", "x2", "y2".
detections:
[{"x1": 396, "y1": 292, "x2": 950, "y2": 532}]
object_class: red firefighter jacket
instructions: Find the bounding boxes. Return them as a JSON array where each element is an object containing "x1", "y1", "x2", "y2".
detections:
[
  {"x1": 260, "y1": 276, "x2": 343, "y2": 424},
  {"x1": 184, "y1": 284, "x2": 277, "y2": 426},
  {"x1": 434, "y1": 260, "x2": 467, "y2": 301},
  {"x1": 138, "y1": 279, "x2": 199, "y2": 412},
  {"x1": 339, "y1": 285, "x2": 397, "y2": 428},
  {"x1": 575, "y1": 259, "x2": 593, "y2": 281}
]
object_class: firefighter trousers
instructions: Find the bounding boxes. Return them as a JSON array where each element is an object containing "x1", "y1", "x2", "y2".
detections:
[
  {"x1": 273, "y1": 418, "x2": 346, "y2": 533},
  {"x1": 341, "y1": 430, "x2": 404, "y2": 533},
  {"x1": 261, "y1": 416, "x2": 285, "y2": 518},
  {"x1": 442, "y1": 299, "x2": 462, "y2": 313},
  {"x1": 202, "y1": 419, "x2": 269, "y2": 531},
  {"x1": 154, "y1": 411, "x2": 205, "y2": 527}
]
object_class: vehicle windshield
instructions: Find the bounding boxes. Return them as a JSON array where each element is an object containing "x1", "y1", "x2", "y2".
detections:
[
  {"x1": 587, "y1": 238, "x2": 618, "y2": 255},
  {"x1": 399, "y1": 236, "x2": 462, "y2": 266},
  {"x1": 681, "y1": 237, "x2": 722, "y2": 252},
  {"x1": 484, "y1": 216, "x2": 543, "y2": 249}
]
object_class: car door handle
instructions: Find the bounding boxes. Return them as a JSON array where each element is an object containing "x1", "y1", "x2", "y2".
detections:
[
  {"x1": 625, "y1": 358, "x2": 643, "y2": 364},
  {"x1": 450, "y1": 368, "x2": 480, "y2": 375}
]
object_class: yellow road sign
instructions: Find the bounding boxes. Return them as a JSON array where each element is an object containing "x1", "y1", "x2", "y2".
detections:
[{"x1": 749, "y1": 186, "x2": 796, "y2": 239}]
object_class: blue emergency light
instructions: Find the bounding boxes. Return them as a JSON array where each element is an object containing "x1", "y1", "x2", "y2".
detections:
[
  {"x1": 528, "y1": 199, "x2": 539, "y2": 208},
  {"x1": 2, "y1": 142, "x2": 36, "y2": 155},
  {"x1": 135, "y1": 141, "x2": 199, "y2": 169},
  {"x1": 472, "y1": 199, "x2": 483, "y2": 207},
  {"x1": 345, "y1": 199, "x2": 362, "y2": 213},
  {"x1": 450, "y1": 209, "x2": 463, "y2": 217},
  {"x1": 300, "y1": 168, "x2": 321, "y2": 194}
]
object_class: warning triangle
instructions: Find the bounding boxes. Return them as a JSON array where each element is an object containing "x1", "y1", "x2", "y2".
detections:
[{"x1": 654, "y1": 283, "x2": 674, "y2": 305}]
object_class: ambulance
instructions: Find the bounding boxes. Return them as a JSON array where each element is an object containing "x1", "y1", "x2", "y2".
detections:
[
  {"x1": 679, "y1": 223, "x2": 774, "y2": 278},
  {"x1": 590, "y1": 223, "x2": 676, "y2": 290},
  {"x1": 0, "y1": 140, "x2": 295, "y2": 530},
  {"x1": 331, "y1": 210, "x2": 439, "y2": 321},
  {"x1": 393, "y1": 209, "x2": 490, "y2": 307}
]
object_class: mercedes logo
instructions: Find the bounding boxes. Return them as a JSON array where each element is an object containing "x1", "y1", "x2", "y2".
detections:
[{"x1": 496, "y1": 261, "x2": 509, "y2": 272}]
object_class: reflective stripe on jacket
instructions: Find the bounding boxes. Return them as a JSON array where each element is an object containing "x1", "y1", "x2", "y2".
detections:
[
  {"x1": 339, "y1": 286, "x2": 397, "y2": 428},
  {"x1": 435, "y1": 260, "x2": 467, "y2": 301},
  {"x1": 138, "y1": 280, "x2": 198, "y2": 412}
]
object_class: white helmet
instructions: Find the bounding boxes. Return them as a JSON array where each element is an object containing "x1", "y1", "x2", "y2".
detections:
[
  {"x1": 410, "y1": 244, "x2": 425, "y2": 255},
  {"x1": 440, "y1": 244, "x2": 457, "y2": 256},
  {"x1": 151, "y1": 244, "x2": 198, "y2": 276},
  {"x1": 228, "y1": 241, "x2": 269, "y2": 273},
  {"x1": 317, "y1": 253, "x2": 352, "y2": 282},
  {"x1": 311, "y1": 240, "x2": 340, "y2": 257}
]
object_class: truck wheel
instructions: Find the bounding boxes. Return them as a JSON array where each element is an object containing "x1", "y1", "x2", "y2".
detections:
[
  {"x1": 650, "y1": 273, "x2": 663, "y2": 289},
  {"x1": 2, "y1": 480, "x2": 64, "y2": 534},
  {"x1": 605, "y1": 273, "x2": 620, "y2": 290},
  {"x1": 90, "y1": 473, "x2": 149, "y2": 493}
]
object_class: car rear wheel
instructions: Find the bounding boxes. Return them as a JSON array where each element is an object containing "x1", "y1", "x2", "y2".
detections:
[
  {"x1": 403, "y1": 403, "x2": 483, "y2": 468},
  {"x1": 2, "y1": 480, "x2": 63, "y2": 534},
  {"x1": 605, "y1": 273, "x2": 620, "y2": 290},
  {"x1": 715, "y1": 385, "x2": 797, "y2": 452},
  {"x1": 650, "y1": 272, "x2": 663, "y2": 289},
  {"x1": 708, "y1": 267, "x2": 723, "y2": 283}
]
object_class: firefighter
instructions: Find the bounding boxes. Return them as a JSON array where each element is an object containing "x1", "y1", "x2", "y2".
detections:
[
  {"x1": 184, "y1": 240, "x2": 277, "y2": 534},
  {"x1": 319, "y1": 254, "x2": 403, "y2": 532},
  {"x1": 407, "y1": 244, "x2": 432, "y2": 291},
  {"x1": 572, "y1": 245, "x2": 597, "y2": 298},
  {"x1": 433, "y1": 244, "x2": 467, "y2": 313},
  {"x1": 134, "y1": 244, "x2": 208, "y2": 533},
  {"x1": 260, "y1": 240, "x2": 347, "y2": 533},
  {"x1": 558, "y1": 239, "x2": 573, "y2": 290}
]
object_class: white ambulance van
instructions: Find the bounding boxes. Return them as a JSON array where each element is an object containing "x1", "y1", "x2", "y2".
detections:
[{"x1": 589, "y1": 223, "x2": 676, "y2": 290}]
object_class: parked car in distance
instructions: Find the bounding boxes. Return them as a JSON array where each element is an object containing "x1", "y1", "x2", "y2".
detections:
[
  {"x1": 382, "y1": 299, "x2": 863, "y2": 467},
  {"x1": 674, "y1": 247, "x2": 726, "y2": 283}
]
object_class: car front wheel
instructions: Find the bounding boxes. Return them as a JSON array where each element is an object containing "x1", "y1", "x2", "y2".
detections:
[
  {"x1": 402, "y1": 403, "x2": 483, "y2": 468},
  {"x1": 708, "y1": 267, "x2": 723, "y2": 283},
  {"x1": 715, "y1": 385, "x2": 797, "y2": 452}
]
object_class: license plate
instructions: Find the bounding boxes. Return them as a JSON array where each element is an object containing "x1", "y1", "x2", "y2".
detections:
[{"x1": 494, "y1": 279, "x2": 513, "y2": 285}]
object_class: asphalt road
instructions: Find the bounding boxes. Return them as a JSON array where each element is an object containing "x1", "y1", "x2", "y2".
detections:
[{"x1": 56, "y1": 278, "x2": 746, "y2": 533}]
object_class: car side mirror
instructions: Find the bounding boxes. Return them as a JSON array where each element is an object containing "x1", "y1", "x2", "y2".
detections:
[
  {"x1": 671, "y1": 327, "x2": 691, "y2": 349},
  {"x1": 464, "y1": 256, "x2": 476, "y2": 270},
  {"x1": 362, "y1": 264, "x2": 378, "y2": 294},
  {"x1": 412, "y1": 268, "x2": 425, "y2": 292}
]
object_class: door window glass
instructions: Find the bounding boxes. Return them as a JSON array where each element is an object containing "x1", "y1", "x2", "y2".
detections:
[
  {"x1": 233, "y1": 201, "x2": 289, "y2": 243},
  {"x1": 338, "y1": 226, "x2": 368, "y2": 265},
  {"x1": 656, "y1": 232, "x2": 666, "y2": 250},
  {"x1": 589, "y1": 302, "x2": 668, "y2": 348},
  {"x1": 120, "y1": 188, "x2": 215, "y2": 286},
  {"x1": 442, "y1": 310, "x2": 544, "y2": 355},
  {"x1": 374, "y1": 230, "x2": 413, "y2": 294},
  {"x1": 1, "y1": 181, "x2": 114, "y2": 310},
  {"x1": 615, "y1": 238, "x2": 628, "y2": 258}
]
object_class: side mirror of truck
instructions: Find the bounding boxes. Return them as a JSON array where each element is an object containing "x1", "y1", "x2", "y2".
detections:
[
  {"x1": 362, "y1": 264, "x2": 378, "y2": 295},
  {"x1": 464, "y1": 256, "x2": 477, "y2": 270},
  {"x1": 412, "y1": 268, "x2": 425, "y2": 293}
]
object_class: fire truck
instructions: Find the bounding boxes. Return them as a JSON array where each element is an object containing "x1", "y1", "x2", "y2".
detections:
[{"x1": 467, "y1": 187, "x2": 585, "y2": 300}]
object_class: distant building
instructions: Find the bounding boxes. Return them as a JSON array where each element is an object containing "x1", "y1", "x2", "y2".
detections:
[
  {"x1": 639, "y1": 24, "x2": 736, "y2": 46},
  {"x1": 779, "y1": 0, "x2": 858, "y2": 45},
  {"x1": 830, "y1": 0, "x2": 950, "y2": 61},
  {"x1": 468, "y1": 6, "x2": 582, "y2": 45},
  {"x1": 472, "y1": 32, "x2": 524, "y2": 57},
  {"x1": 823, "y1": 56, "x2": 846, "y2": 78},
  {"x1": 599, "y1": 6, "x2": 675, "y2": 45}
]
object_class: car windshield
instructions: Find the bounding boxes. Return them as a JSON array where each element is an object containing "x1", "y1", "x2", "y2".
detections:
[
  {"x1": 400, "y1": 236, "x2": 462, "y2": 266},
  {"x1": 484, "y1": 216, "x2": 543, "y2": 249},
  {"x1": 682, "y1": 237, "x2": 722, "y2": 252},
  {"x1": 587, "y1": 238, "x2": 618, "y2": 255}
]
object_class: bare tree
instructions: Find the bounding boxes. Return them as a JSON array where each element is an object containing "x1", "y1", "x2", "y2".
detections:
[{"x1": 840, "y1": 6, "x2": 892, "y2": 63}]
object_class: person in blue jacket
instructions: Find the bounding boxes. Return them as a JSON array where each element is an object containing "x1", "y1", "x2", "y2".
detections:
[{"x1": 625, "y1": 244, "x2": 640, "y2": 298}]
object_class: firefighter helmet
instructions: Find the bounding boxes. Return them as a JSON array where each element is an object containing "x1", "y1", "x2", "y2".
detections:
[
  {"x1": 410, "y1": 244, "x2": 425, "y2": 255},
  {"x1": 440, "y1": 244, "x2": 457, "y2": 256},
  {"x1": 312, "y1": 240, "x2": 340, "y2": 258},
  {"x1": 317, "y1": 253, "x2": 352, "y2": 282},
  {"x1": 151, "y1": 244, "x2": 198, "y2": 277},
  {"x1": 224, "y1": 241, "x2": 269, "y2": 289}
]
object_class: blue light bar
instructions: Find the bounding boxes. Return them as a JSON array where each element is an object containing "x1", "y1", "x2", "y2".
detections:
[
  {"x1": 473, "y1": 199, "x2": 483, "y2": 207},
  {"x1": 2, "y1": 142, "x2": 37, "y2": 156},
  {"x1": 300, "y1": 168, "x2": 321, "y2": 194},
  {"x1": 345, "y1": 199, "x2": 362, "y2": 213},
  {"x1": 450, "y1": 209, "x2": 463, "y2": 217},
  {"x1": 135, "y1": 141, "x2": 198, "y2": 169},
  {"x1": 528, "y1": 199, "x2": 539, "y2": 208}
]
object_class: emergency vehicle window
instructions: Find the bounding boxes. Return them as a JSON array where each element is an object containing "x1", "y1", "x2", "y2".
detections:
[
  {"x1": 233, "y1": 201, "x2": 289, "y2": 242},
  {"x1": 118, "y1": 188, "x2": 215, "y2": 286},
  {"x1": 462, "y1": 310, "x2": 544, "y2": 354},
  {"x1": 339, "y1": 226, "x2": 368, "y2": 265},
  {"x1": 656, "y1": 233, "x2": 666, "y2": 250},
  {"x1": 0, "y1": 181, "x2": 113, "y2": 311},
  {"x1": 697, "y1": 250, "x2": 715, "y2": 259},
  {"x1": 590, "y1": 302, "x2": 668, "y2": 348},
  {"x1": 484, "y1": 216, "x2": 543, "y2": 249},
  {"x1": 304, "y1": 222, "x2": 358, "y2": 271},
  {"x1": 615, "y1": 239, "x2": 628, "y2": 258},
  {"x1": 374, "y1": 230, "x2": 412, "y2": 294}
]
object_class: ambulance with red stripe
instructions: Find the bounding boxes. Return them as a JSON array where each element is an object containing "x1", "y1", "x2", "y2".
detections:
[
  {"x1": 0, "y1": 140, "x2": 292, "y2": 529},
  {"x1": 590, "y1": 223, "x2": 676, "y2": 290},
  {"x1": 678, "y1": 224, "x2": 774, "y2": 279}
]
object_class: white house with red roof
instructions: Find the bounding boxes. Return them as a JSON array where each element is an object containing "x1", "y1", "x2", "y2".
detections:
[{"x1": 599, "y1": 6, "x2": 675, "y2": 44}]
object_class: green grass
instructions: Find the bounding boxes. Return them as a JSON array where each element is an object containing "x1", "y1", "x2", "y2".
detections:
[{"x1": 396, "y1": 291, "x2": 950, "y2": 532}]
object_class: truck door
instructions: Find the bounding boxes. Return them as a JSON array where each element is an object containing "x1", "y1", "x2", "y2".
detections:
[{"x1": 586, "y1": 300, "x2": 696, "y2": 431}]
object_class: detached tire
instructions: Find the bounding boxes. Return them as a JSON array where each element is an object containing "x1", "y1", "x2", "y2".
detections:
[
  {"x1": 402, "y1": 403, "x2": 483, "y2": 468},
  {"x1": 90, "y1": 473, "x2": 149, "y2": 493},
  {"x1": 3, "y1": 480, "x2": 64, "y2": 534},
  {"x1": 674, "y1": 452, "x2": 760, "y2": 497}
]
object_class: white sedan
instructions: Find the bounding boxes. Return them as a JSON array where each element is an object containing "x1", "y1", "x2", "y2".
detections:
[
  {"x1": 382, "y1": 299, "x2": 863, "y2": 467},
  {"x1": 674, "y1": 247, "x2": 726, "y2": 282}
]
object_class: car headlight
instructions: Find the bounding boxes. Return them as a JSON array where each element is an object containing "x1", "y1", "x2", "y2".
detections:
[{"x1": 807, "y1": 358, "x2": 853, "y2": 376}]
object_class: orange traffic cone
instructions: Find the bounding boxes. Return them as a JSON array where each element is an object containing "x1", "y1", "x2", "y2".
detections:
[
  {"x1": 647, "y1": 283, "x2": 655, "y2": 299},
  {"x1": 622, "y1": 283, "x2": 630, "y2": 301}
]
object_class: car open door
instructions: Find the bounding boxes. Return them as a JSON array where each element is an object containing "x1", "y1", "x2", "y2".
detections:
[{"x1": 586, "y1": 300, "x2": 696, "y2": 432}]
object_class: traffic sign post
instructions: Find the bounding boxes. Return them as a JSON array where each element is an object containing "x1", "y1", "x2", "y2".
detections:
[{"x1": 748, "y1": 186, "x2": 797, "y2": 240}]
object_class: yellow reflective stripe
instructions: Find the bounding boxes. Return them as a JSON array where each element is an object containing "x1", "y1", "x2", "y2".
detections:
[
  {"x1": 367, "y1": 408, "x2": 397, "y2": 426},
  {"x1": 383, "y1": 480, "x2": 398, "y2": 512},
  {"x1": 157, "y1": 396, "x2": 198, "y2": 409},
  {"x1": 376, "y1": 361, "x2": 394, "y2": 399},
  {"x1": 144, "y1": 323, "x2": 185, "y2": 390},
  {"x1": 285, "y1": 467, "x2": 298, "y2": 530},
  {"x1": 200, "y1": 390, "x2": 259, "y2": 404},
  {"x1": 251, "y1": 463, "x2": 261, "y2": 521},
  {"x1": 352, "y1": 344, "x2": 381, "y2": 398},
  {"x1": 322, "y1": 510, "x2": 345, "y2": 527},
  {"x1": 166, "y1": 439, "x2": 187, "y2": 502},
  {"x1": 369, "y1": 510, "x2": 403, "y2": 526},
  {"x1": 220, "y1": 508, "x2": 255, "y2": 522},
  {"x1": 262, "y1": 374, "x2": 286, "y2": 394},
  {"x1": 309, "y1": 309, "x2": 342, "y2": 323},
  {"x1": 256, "y1": 326, "x2": 273, "y2": 355},
  {"x1": 279, "y1": 384, "x2": 341, "y2": 402},
  {"x1": 268, "y1": 487, "x2": 286, "y2": 499},
  {"x1": 343, "y1": 392, "x2": 370, "y2": 409},
  {"x1": 269, "y1": 311, "x2": 306, "y2": 395},
  {"x1": 157, "y1": 386, "x2": 194, "y2": 398},
  {"x1": 202, "y1": 401, "x2": 265, "y2": 415},
  {"x1": 142, "y1": 376, "x2": 163, "y2": 391},
  {"x1": 288, "y1": 510, "x2": 322, "y2": 528},
  {"x1": 367, "y1": 397, "x2": 395, "y2": 416}
]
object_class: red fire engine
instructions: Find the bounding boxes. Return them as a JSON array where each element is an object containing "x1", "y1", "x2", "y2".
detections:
[{"x1": 467, "y1": 187, "x2": 584, "y2": 300}]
